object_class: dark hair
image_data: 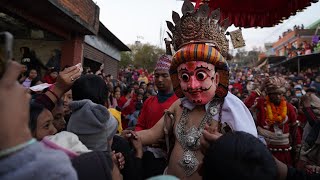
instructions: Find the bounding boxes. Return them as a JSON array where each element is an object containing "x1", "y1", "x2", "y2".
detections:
[
  {"x1": 72, "y1": 151, "x2": 113, "y2": 180},
  {"x1": 29, "y1": 102, "x2": 45, "y2": 133},
  {"x1": 72, "y1": 74, "x2": 109, "y2": 105},
  {"x1": 113, "y1": 86, "x2": 121, "y2": 92},
  {"x1": 20, "y1": 47, "x2": 31, "y2": 58},
  {"x1": 139, "y1": 82, "x2": 146, "y2": 86},
  {"x1": 306, "y1": 87, "x2": 317, "y2": 93},
  {"x1": 122, "y1": 87, "x2": 130, "y2": 96},
  {"x1": 27, "y1": 68, "x2": 41, "y2": 87},
  {"x1": 135, "y1": 101, "x2": 143, "y2": 111},
  {"x1": 203, "y1": 131, "x2": 277, "y2": 180}
]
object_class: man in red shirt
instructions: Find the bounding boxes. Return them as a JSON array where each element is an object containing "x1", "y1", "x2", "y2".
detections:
[{"x1": 135, "y1": 55, "x2": 178, "y2": 179}]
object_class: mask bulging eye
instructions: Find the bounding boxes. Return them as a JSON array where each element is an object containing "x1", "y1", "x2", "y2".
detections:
[
  {"x1": 196, "y1": 71, "x2": 208, "y2": 81},
  {"x1": 181, "y1": 73, "x2": 190, "y2": 82}
]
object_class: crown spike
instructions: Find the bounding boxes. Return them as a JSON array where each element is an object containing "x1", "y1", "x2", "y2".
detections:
[
  {"x1": 166, "y1": 31, "x2": 173, "y2": 40},
  {"x1": 210, "y1": 8, "x2": 221, "y2": 23},
  {"x1": 172, "y1": 11, "x2": 181, "y2": 25},
  {"x1": 167, "y1": 1, "x2": 229, "y2": 57},
  {"x1": 197, "y1": 3, "x2": 210, "y2": 18},
  {"x1": 181, "y1": 0, "x2": 194, "y2": 15},
  {"x1": 220, "y1": 18, "x2": 231, "y2": 31},
  {"x1": 166, "y1": 21, "x2": 175, "y2": 32}
]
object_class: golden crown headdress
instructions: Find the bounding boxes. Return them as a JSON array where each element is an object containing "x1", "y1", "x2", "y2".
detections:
[{"x1": 166, "y1": 0, "x2": 231, "y2": 58}]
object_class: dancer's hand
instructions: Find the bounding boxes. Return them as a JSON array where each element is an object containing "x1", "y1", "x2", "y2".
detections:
[
  {"x1": 112, "y1": 151, "x2": 125, "y2": 170},
  {"x1": 200, "y1": 124, "x2": 222, "y2": 154},
  {"x1": 130, "y1": 135, "x2": 143, "y2": 158},
  {"x1": 120, "y1": 130, "x2": 137, "y2": 140},
  {"x1": 306, "y1": 165, "x2": 320, "y2": 174}
]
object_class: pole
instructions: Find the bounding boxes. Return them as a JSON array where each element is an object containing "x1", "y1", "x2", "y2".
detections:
[{"x1": 297, "y1": 56, "x2": 300, "y2": 73}]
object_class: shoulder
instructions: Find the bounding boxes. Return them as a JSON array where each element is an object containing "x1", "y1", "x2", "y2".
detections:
[
  {"x1": 170, "y1": 94, "x2": 179, "y2": 101},
  {"x1": 220, "y1": 92, "x2": 258, "y2": 137},
  {"x1": 286, "y1": 102, "x2": 296, "y2": 113},
  {"x1": 166, "y1": 98, "x2": 182, "y2": 113},
  {"x1": 224, "y1": 92, "x2": 242, "y2": 103},
  {"x1": 286, "y1": 101, "x2": 295, "y2": 109},
  {"x1": 0, "y1": 142, "x2": 77, "y2": 180},
  {"x1": 144, "y1": 96, "x2": 157, "y2": 104}
]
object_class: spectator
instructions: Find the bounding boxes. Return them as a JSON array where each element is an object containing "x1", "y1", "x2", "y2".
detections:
[
  {"x1": 68, "y1": 74, "x2": 118, "y2": 152},
  {"x1": 0, "y1": 61, "x2": 77, "y2": 180},
  {"x1": 138, "y1": 71, "x2": 148, "y2": 84},
  {"x1": 22, "y1": 68, "x2": 41, "y2": 88},
  {"x1": 52, "y1": 99, "x2": 66, "y2": 132},
  {"x1": 20, "y1": 47, "x2": 46, "y2": 73},
  {"x1": 43, "y1": 68, "x2": 58, "y2": 84},
  {"x1": 45, "y1": 49, "x2": 61, "y2": 71}
]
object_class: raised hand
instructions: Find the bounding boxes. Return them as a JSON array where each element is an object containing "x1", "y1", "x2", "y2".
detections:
[
  {"x1": 54, "y1": 64, "x2": 83, "y2": 96},
  {"x1": 0, "y1": 61, "x2": 32, "y2": 150}
]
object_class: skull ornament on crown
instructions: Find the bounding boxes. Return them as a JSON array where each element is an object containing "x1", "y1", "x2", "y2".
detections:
[{"x1": 167, "y1": 0, "x2": 231, "y2": 105}]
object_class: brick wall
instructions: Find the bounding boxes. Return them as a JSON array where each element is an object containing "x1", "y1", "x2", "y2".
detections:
[
  {"x1": 13, "y1": 39, "x2": 62, "y2": 64},
  {"x1": 57, "y1": 0, "x2": 99, "y2": 33},
  {"x1": 61, "y1": 35, "x2": 84, "y2": 67}
]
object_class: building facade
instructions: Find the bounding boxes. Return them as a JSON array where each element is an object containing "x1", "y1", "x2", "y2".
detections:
[
  {"x1": 273, "y1": 27, "x2": 319, "y2": 58},
  {"x1": 0, "y1": 0, "x2": 129, "y2": 77}
]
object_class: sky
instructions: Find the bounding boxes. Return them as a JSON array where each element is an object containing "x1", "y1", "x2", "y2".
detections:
[{"x1": 95, "y1": 0, "x2": 320, "y2": 51}]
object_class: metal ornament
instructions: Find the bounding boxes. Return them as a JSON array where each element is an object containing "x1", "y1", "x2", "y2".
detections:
[
  {"x1": 210, "y1": 106, "x2": 218, "y2": 116},
  {"x1": 229, "y1": 29, "x2": 246, "y2": 48},
  {"x1": 175, "y1": 98, "x2": 221, "y2": 176},
  {"x1": 185, "y1": 126, "x2": 202, "y2": 150},
  {"x1": 179, "y1": 150, "x2": 199, "y2": 176},
  {"x1": 273, "y1": 124, "x2": 283, "y2": 136}
]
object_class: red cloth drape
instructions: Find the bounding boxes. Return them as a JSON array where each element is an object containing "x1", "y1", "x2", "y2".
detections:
[{"x1": 192, "y1": 0, "x2": 314, "y2": 27}]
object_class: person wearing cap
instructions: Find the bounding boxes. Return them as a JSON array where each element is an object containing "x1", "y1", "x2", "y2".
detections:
[
  {"x1": 67, "y1": 74, "x2": 119, "y2": 152},
  {"x1": 293, "y1": 84, "x2": 305, "y2": 98},
  {"x1": 123, "y1": 2, "x2": 257, "y2": 179},
  {"x1": 135, "y1": 54, "x2": 178, "y2": 179},
  {"x1": 245, "y1": 76, "x2": 301, "y2": 166}
]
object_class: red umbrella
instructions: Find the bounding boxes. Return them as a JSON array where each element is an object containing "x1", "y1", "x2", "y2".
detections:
[{"x1": 191, "y1": 0, "x2": 318, "y2": 27}]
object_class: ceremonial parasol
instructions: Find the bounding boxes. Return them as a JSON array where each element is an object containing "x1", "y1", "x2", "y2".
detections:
[{"x1": 190, "y1": 0, "x2": 318, "y2": 27}]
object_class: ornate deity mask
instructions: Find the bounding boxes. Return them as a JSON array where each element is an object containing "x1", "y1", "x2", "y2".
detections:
[
  {"x1": 167, "y1": 1, "x2": 230, "y2": 102},
  {"x1": 178, "y1": 61, "x2": 218, "y2": 105}
]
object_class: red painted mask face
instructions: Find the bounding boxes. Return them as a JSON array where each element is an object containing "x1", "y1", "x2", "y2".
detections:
[{"x1": 178, "y1": 61, "x2": 219, "y2": 105}]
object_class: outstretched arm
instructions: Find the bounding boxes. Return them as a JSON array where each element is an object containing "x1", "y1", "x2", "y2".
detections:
[
  {"x1": 124, "y1": 99, "x2": 179, "y2": 146},
  {"x1": 136, "y1": 116, "x2": 165, "y2": 145}
]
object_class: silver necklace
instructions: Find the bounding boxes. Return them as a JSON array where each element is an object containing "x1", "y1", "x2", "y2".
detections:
[{"x1": 175, "y1": 99, "x2": 221, "y2": 176}]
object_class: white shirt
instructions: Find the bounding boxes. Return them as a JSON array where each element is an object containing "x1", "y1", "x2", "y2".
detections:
[{"x1": 181, "y1": 92, "x2": 258, "y2": 137}]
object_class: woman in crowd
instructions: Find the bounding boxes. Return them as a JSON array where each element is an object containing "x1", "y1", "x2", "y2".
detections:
[
  {"x1": 0, "y1": 61, "x2": 79, "y2": 180},
  {"x1": 29, "y1": 102, "x2": 57, "y2": 141},
  {"x1": 22, "y1": 68, "x2": 41, "y2": 88}
]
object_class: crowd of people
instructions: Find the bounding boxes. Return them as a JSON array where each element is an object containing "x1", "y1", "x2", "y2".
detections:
[{"x1": 1, "y1": 1, "x2": 320, "y2": 180}]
